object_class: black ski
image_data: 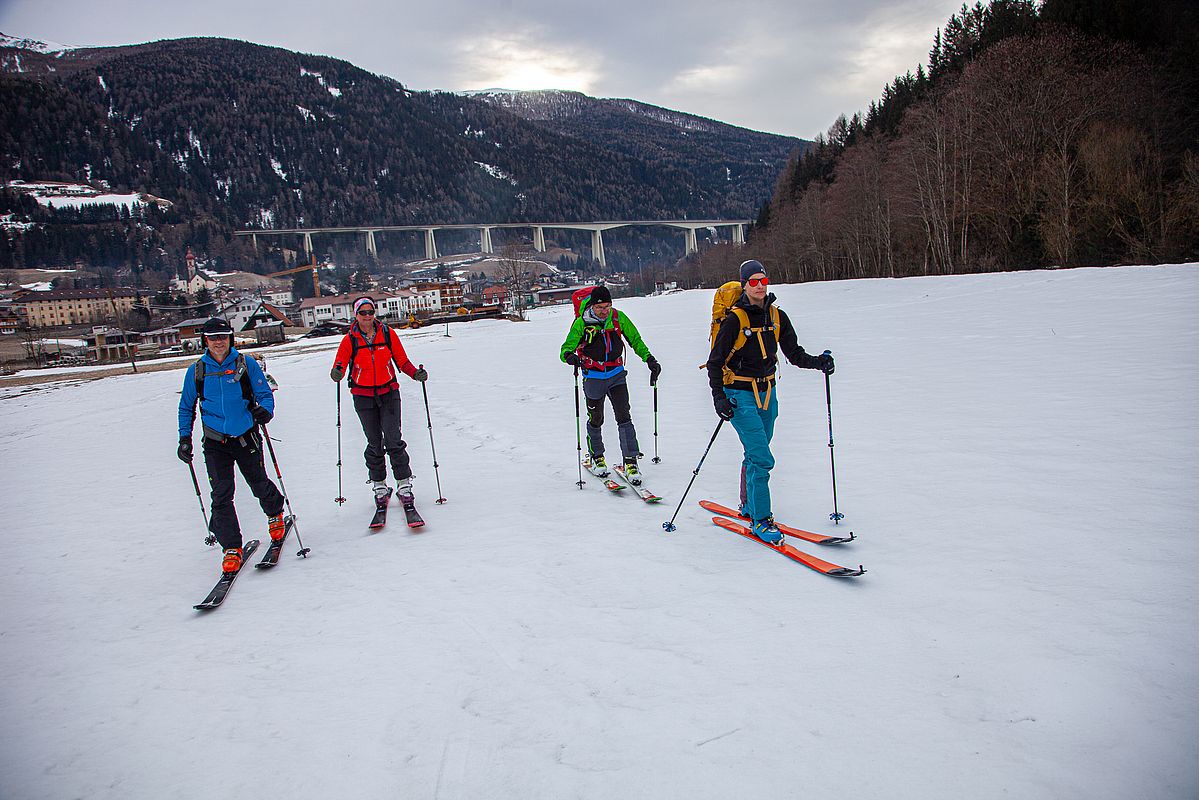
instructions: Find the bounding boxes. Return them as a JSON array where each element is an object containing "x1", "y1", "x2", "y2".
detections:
[
  {"x1": 194, "y1": 539, "x2": 261, "y2": 610},
  {"x1": 369, "y1": 489, "x2": 393, "y2": 530},
  {"x1": 400, "y1": 494, "x2": 425, "y2": 528},
  {"x1": 254, "y1": 516, "x2": 296, "y2": 569}
]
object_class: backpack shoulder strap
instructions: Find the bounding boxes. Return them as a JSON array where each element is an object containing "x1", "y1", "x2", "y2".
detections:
[
  {"x1": 728, "y1": 307, "x2": 753, "y2": 355},
  {"x1": 233, "y1": 354, "x2": 254, "y2": 405},
  {"x1": 193, "y1": 358, "x2": 207, "y2": 402}
]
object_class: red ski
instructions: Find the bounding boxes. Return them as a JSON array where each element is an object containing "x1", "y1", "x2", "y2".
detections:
[
  {"x1": 699, "y1": 500, "x2": 854, "y2": 545},
  {"x1": 710, "y1": 517, "x2": 865, "y2": 577}
]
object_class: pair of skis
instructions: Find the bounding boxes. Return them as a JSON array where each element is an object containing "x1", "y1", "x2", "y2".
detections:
[
  {"x1": 194, "y1": 515, "x2": 300, "y2": 610},
  {"x1": 700, "y1": 501, "x2": 865, "y2": 578},
  {"x1": 583, "y1": 458, "x2": 662, "y2": 503},
  {"x1": 369, "y1": 488, "x2": 425, "y2": 530}
]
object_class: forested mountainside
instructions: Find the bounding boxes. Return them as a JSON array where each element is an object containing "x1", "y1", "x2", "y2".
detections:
[
  {"x1": 0, "y1": 36, "x2": 803, "y2": 276},
  {"x1": 466, "y1": 90, "x2": 805, "y2": 217},
  {"x1": 689, "y1": 0, "x2": 1199, "y2": 288}
]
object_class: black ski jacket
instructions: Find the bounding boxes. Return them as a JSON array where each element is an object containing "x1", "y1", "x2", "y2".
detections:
[{"x1": 706, "y1": 292, "x2": 823, "y2": 398}]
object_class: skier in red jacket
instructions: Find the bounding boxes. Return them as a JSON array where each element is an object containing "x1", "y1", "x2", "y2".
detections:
[{"x1": 330, "y1": 296, "x2": 428, "y2": 504}]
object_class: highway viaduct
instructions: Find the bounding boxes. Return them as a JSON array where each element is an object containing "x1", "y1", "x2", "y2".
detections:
[{"x1": 234, "y1": 219, "x2": 750, "y2": 269}]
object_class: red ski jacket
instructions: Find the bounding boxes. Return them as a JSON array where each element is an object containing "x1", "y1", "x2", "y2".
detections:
[{"x1": 333, "y1": 323, "x2": 418, "y2": 396}]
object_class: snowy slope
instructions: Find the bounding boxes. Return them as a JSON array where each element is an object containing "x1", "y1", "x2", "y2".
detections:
[{"x1": 1, "y1": 264, "x2": 1197, "y2": 799}]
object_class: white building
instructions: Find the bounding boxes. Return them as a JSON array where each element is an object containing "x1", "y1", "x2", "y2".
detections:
[
  {"x1": 296, "y1": 296, "x2": 356, "y2": 328},
  {"x1": 215, "y1": 298, "x2": 293, "y2": 331},
  {"x1": 296, "y1": 290, "x2": 440, "y2": 328},
  {"x1": 171, "y1": 271, "x2": 218, "y2": 295},
  {"x1": 261, "y1": 289, "x2": 294, "y2": 307}
]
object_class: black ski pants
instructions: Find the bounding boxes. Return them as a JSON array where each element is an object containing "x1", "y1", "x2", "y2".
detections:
[
  {"x1": 353, "y1": 389, "x2": 412, "y2": 483},
  {"x1": 583, "y1": 371, "x2": 639, "y2": 462},
  {"x1": 203, "y1": 430, "x2": 285, "y2": 551}
]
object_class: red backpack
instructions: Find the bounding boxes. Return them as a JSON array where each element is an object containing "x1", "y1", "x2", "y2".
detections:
[
  {"x1": 572, "y1": 286, "x2": 622, "y2": 332},
  {"x1": 571, "y1": 287, "x2": 595, "y2": 317}
]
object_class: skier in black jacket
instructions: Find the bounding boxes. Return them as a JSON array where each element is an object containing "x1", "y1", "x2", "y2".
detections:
[{"x1": 706, "y1": 260, "x2": 834, "y2": 544}]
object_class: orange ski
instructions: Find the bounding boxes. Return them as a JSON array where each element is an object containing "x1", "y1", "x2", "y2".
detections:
[
  {"x1": 699, "y1": 500, "x2": 854, "y2": 545},
  {"x1": 711, "y1": 517, "x2": 865, "y2": 577}
]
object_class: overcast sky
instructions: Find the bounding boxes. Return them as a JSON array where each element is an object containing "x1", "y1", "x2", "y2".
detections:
[{"x1": 0, "y1": 0, "x2": 964, "y2": 139}]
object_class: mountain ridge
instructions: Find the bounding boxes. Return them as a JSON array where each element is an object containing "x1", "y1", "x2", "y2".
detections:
[{"x1": 0, "y1": 33, "x2": 805, "y2": 274}]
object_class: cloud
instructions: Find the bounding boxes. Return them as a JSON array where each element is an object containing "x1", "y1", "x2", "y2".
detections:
[
  {"x1": 0, "y1": 0, "x2": 966, "y2": 138},
  {"x1": 452, "y1": 30, "x2": 603, "y2": 93}
]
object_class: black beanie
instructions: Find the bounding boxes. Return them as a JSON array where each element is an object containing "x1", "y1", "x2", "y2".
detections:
[
  {"x1": 589, "y1": 285, "x2": 612, "y2": 304},
  {"x1": 740, "y1": 259, "x2": 767, "y2": 283}
]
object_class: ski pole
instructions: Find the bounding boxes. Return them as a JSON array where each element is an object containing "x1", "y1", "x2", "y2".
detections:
[
  {"x1": 662, "y1": 419, "x2": 724, "y2": 532},
  {"x1": 651, "y1": 384, "x2": 660, "y2": 464},
  {"x1": 573, "y1": 365, "x2": 585, "y2": 488},
  {"x1": 823, "y1": 354, "x2": 844, "y2": 523},
  {"x1": 334, "y1": 381, "x2": 346, "y2": 505},
  {"x1": 260, "y1": 425, "x2": 311, "y2": 557},
  {"x1": 187, "y1": 460, "x2": 215, "y2": 546},
  {"x1": 419, "y1": 365, "x2": 447, "y2": 504}
]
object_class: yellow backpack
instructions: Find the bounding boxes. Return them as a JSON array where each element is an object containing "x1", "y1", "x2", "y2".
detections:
[{"x1": 702, "y1": 281, "x2": 781, "y2": 380}]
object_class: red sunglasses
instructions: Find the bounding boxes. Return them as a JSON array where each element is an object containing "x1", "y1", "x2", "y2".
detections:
[{"x1": 746, "y1": 277, "x2": 769, "y2": 287}]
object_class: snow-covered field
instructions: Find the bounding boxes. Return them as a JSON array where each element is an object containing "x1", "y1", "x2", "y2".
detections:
[{"x1": 1, "y1": 264, "x2": 1196, "y2": 799}]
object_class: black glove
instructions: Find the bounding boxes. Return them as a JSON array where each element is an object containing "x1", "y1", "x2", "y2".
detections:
[
  {"x1": 330, "y1": 365, "x2": 345, "y2": 382},
  {"x1": 412, "y1": 367, "x2": 428, "y2": 382},
  {"x1": 817, "y1": 352, "x2": 835, "y2": 375},
  {"x1": 713, "y1": 393, "x2": 736, "y2": 421},
  {"x1": 564, "y1": 353, "x2": 582, "y2": 368},
  {"x1": 647, "y1": 357, "x2": 662, "y2": 386},
  {"x1": 251, "y1": 405, "x2": 273, "y2": 426},
  {"x1": 177, "y1": 437, "x2": 193, "y2": 463}
]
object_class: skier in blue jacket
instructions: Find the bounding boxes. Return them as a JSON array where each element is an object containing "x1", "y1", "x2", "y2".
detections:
[{"x1": 177, "y1": 317, "x2": 285, "y2": 574}]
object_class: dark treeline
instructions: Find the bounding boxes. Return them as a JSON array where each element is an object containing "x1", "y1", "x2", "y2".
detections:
[{"x1": 693, "y1": 0, "x2": 1199, "y2": 286}]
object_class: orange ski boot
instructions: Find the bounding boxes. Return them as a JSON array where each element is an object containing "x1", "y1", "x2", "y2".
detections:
[
  {"x1": 221, "y1": 547, "x2": 243, "y2": 573},
  {"x1": 268, "y1": 514, "x2": 286, "y2": 541}
]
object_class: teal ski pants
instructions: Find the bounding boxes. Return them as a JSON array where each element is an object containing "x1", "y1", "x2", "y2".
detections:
[{"x1": 725, "y1": 385, "x2": 779, "y2": 522}]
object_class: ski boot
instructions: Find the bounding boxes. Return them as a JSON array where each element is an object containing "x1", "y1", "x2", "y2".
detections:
[
  {"x1": 221, "y1": 547, "x2": 243, "y2": 573},
  {"x1": 396, "y1": 477, "x2": 415, "y2": 507},
  {"x1": 621, "y1": 458, "x2": 642, "y2": 486},
  {"x1": 583, "y1": 453, "x2": 610, "y2": 477},
  {"x1": 268, "y1": 514, "x2": 286, "y2": 541},
  {"x1": 751, "y1": 518, "x2": 784, "y2": 546}
]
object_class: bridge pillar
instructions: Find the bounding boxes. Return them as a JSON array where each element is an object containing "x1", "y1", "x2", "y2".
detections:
[
  {"x1": 684, "y1": 227, "x2": 699, "y2": 256},
  {"x1": 533, "y1": 226, "x2": 546, "y2": 252},
  {"x1": 365, "y1": 230, "x2": 377, "y2": 260},
  {"x1": 424, "y1": 229, "x2": 439, "y2": 260},
  {"x1": 732, "y1": 223, "x2": 745, "y2": 245},
  {"x1": 591, "y1": 229, "x2": 606, "y2": 268},
  {"x1": 250, "y1": 233, "x2": 258, "y2": 253},
  {"x1": 303, "y1": 232, "x2": 314, "y2": 258},
  {"x1": 480, "y1": 227, "x2": 494, "y2": 254}
]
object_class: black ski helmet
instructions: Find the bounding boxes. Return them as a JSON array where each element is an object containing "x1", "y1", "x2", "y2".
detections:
[{"x1": 200, "y1": 317, "x2": 234, "y2": 340}]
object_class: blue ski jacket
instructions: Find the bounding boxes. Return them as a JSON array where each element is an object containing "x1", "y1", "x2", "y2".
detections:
[{"x1": 178, "y1": 348, "x2": 275, "y2": 438}]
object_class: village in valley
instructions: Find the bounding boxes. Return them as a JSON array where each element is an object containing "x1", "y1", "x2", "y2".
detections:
[{"x1": 0, "y1": 238, "x2": 675, "y2": 373}]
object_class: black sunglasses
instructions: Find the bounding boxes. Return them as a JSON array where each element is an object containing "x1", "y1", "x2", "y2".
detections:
[{"x1": 356, "y1": 308, "x2": 376, "y2": 316}]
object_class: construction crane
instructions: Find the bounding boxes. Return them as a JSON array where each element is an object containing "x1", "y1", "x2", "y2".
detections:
[{"x1": 267, "y1": 257, "x2": 324, "y2": 297}]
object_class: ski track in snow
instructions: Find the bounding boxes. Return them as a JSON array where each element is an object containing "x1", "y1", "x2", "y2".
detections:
[{"x1": 1, "y1": 265, "x2": 1197, "y2": 799}]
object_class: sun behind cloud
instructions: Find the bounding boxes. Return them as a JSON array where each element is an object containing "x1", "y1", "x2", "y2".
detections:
[{"x1": 455, "y1": 32, "x2": 600, "y2": 92}]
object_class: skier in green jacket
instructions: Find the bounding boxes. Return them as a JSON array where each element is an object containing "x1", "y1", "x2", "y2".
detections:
[{"x1": 560, "y1": 285, "x2": 661, "y2": 485}]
